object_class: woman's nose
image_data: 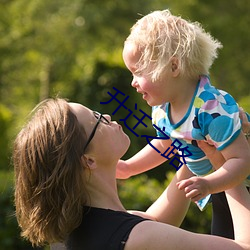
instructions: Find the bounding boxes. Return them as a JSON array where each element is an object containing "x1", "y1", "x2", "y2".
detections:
[{"x1": 103, "y1": 114, "x2": 112, "y2": 123}]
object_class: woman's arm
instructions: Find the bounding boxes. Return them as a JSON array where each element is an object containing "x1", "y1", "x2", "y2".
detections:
[
  {"x1": 225, "y1": 184, "x2": 250, "y2": 244},
  {"x1": 197, "y1": 140, "x2": 225, "y2": 170},
  {"x1": 125, "y1": 183, "x2": 250, "y2": 250}
]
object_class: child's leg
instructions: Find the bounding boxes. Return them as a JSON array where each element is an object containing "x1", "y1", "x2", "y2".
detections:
[{"x1": 211, "y1": 192, "x2": 234, "y2": 239}]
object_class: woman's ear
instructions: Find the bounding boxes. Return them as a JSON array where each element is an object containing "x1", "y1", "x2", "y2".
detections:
[{"x1": 82, "y1": 155, "x2": 97, "y2": 169}]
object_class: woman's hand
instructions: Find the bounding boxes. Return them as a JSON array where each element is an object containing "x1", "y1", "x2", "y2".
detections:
[
  {"x1": 239, "y1": 107, "x2": 250, "y2": 141},
  {"x1": 197, "y1": 141, "x2": 226, "y2": 170}
]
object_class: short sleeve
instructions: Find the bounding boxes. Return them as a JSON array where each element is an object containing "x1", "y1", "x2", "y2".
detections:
[{"x1": 197, "y1": 89, "x2": 241, "y2": 151}]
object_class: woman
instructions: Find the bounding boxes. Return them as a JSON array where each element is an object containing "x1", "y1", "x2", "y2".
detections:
[{"x1": 13, "y1": 98, "x2": 250, "y2": 249}]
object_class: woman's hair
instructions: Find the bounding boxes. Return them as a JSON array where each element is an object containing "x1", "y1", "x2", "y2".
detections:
[
  {"x1": 13, "y1": 98, "x2": 88, "y2": 246},
  {"x1": 125, "y1": 9, "x2": 222, "y2": 81}
]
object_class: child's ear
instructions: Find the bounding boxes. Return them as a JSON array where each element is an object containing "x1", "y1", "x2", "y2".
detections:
[
  {"x1": 171, "y1": 63, "x2": 177, "y2": 72},
  {"x1": 171, "y1": 57, "x2": 180, "y2": 77}
]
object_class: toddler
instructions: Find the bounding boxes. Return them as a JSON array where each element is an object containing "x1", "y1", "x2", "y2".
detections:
[{"x1": 118, "y1": 9, "x2": 250, "y2": 238}]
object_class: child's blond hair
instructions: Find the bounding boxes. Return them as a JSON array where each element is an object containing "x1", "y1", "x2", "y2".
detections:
[{"x1": 125, "y1": 9, "x2": 222, "y2": 81}]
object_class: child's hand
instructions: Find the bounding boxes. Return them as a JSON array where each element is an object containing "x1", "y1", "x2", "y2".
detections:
[
  {"x1": 177, "y1": 176, "x2": 211, "y2": 202},
  {"x1": 116, "y1": 160, "x2": 131, "y2": 179}
]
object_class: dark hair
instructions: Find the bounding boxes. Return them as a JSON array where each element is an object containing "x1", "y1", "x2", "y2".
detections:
[{"x1": 13, "y1": 98, "x2": 88, "y2": 246}]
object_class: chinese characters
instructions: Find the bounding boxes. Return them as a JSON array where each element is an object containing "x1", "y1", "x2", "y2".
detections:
[{"x1": 100, "y1": 87, "x2": 192, "y2": 170}]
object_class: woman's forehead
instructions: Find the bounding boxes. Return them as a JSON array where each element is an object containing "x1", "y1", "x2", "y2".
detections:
[
  {"x1": 68, "y1": 103, "x2": 93, "y2": 127},
  {"x1": 68, "y1": 102, "x2": 90, "y2": 114}
]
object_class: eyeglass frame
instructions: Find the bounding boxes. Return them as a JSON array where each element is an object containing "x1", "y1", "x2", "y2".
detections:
[{"x1": 83, "y1": 111, "x2": 110, "y2": 151}]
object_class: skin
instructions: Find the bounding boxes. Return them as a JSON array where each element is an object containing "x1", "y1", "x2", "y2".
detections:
[
  {"x1": 69, "y1": 103, "x2": 130, "y2": 211},
  {"x1": 240, "y1": 107, "x2": 250, "y2": 139},
  {"x1": 122, "y1": 42, "x2": 198, "y2": 120},
  {"x1": 119, "y1": 42, "x2": 250, "y2": 202},
  {"x1": 67, "y1": 103, "x2": 250, "y2": 250},
  {"x1": 178, "y1": 110, "x2": 250, "y2": 202}
]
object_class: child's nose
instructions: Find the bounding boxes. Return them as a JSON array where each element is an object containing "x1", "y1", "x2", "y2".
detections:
[{"x1": 131, "y1": 77, "x2": 138, "y2": 88}]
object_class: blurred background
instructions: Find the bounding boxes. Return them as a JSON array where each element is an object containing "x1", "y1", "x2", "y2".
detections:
[{"x1": 0, "y1": 0, "x2": 249, "y2": 249}]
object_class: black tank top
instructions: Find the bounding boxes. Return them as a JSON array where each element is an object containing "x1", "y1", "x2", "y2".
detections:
[{"x1": 66, "y1": 206, "x2": 148, "y2": 250}]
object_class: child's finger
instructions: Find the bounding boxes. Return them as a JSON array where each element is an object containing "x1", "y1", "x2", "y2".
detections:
[
  {"x1": 176, "y1": 179, "x2": 193, "y2": 190},
  {"x1": 185, "y1": 189, "x2": 200, "y2": 200}
]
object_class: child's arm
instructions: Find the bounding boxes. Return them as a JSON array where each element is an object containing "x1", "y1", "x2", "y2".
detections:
[
  {"x1": 178, "y1": 132, "x2": 250, "y2": 201},
  {"x1": 116, "y1": 138, "x2": 173, "y2": 179}
]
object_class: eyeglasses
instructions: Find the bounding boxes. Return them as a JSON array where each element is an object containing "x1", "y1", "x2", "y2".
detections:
[{"x1": 84, "y1": 111, "x2": 110, "y2": 151}]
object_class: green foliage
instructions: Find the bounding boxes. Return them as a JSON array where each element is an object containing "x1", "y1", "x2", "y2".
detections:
[
  {"x1": 119, "y1": 174, "x2": 163, "y2": 210},
  {"x1": 1, "y1": 0, "x2": 249, "y2": 157},
  {"x1": 185, "y1": 1, "x2": 250, "y2": 100},
  {"x1": 0, "y1": 104, "x2": 13, "y2": 170},
  {"x1": 239, "y1": 95, "x2": 250, "y2": 113}
]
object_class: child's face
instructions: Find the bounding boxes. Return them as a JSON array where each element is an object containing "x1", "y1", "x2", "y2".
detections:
[{"x1": 123, "y1": 43, "x2": 173, "y2": 106}]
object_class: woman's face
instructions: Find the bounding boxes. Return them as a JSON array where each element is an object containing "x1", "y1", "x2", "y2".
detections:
[{"x1": 68, "y1": 103, "x2": 130, "y2": 161}]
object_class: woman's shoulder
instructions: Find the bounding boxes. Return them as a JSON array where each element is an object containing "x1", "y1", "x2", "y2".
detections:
[{"x1": 66, "y1": 206, "x2": 148, "y2": 250}]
